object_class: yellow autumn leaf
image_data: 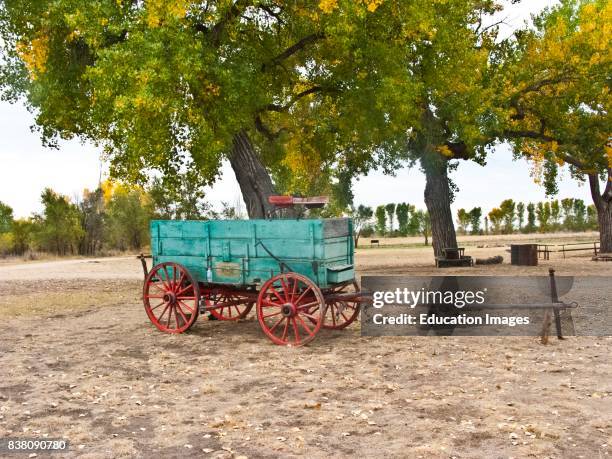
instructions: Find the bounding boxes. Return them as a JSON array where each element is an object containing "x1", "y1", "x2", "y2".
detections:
[
  {"x1": 436, "y1": 145, "x2": 453, "y2": 158},
  {"x1": 364, "y1": 0, "x2": 384, "y2": 13},
  {"x1": 17, "y1": 34, "x2": 49, "y2": 79},
  {"x1": 318, "y1": 0, "x2": 338, "y2": 14},
  {"x1": 605, "y1": 145, "x2": 612, "y2": 168}
]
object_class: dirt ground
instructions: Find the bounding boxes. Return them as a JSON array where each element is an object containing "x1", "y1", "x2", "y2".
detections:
[{"x1": 0, "y1": 235, "x2": 610, "y2": 458}]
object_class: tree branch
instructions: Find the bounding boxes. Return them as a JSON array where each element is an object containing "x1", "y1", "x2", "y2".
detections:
[
  {"x1": 254, "y1": 114, "x2": 287, "y2": 140},
  {"x1": 262, "y1": 32, "x2": 325, "y2": 71},
  {"x1": 194, "y1": 0, "x2": 249, "y2": 46},
  {"x1": 604, "y1": 168, "x2": 612, "y2": 203},
  {"x1": 266, "y1": 86, "x2": 323, "y2": 112},
  {"x1": 588, "y1": 173, "x2": 603, "y2": 210},
  {"x1": 502, "y1": 129, "x2": 556, "y2": 143}
]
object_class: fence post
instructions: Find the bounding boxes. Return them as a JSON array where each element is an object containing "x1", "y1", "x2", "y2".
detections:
[{"x1": 549, "y1": 268, "x2": 564, "y2": 340}]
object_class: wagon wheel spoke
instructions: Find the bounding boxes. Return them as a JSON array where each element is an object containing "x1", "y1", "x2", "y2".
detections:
[
  {"x1": 322, "y1": 281, "x2": 360, "y2": 330},
  {"x1": 166, "y1": 304, "x2": 173, "y2": 329},
  {"x1": 150, "y1": 301, "x2": 166, "y2": 311},
  {"x1": 300, "y1": 312, "x2": 320, "y2": 321},
  {"x1": 175, "y1": 271, "x2": 185, "y2": 291},
  {"x1": 290, "y1": 277, "x2": 299, "y2": 302},
  {"x1": 270, "y1": 285, "x2": 285, "y2": 304},
  {"x1": 263, "y1": 310, "x2": 283, "y2": 319},
  {"x1": 297, "y1": 300, "x2": 320, "y2": 310},
  {"x1": 330, "y1": 303, "x2": 337, "y2": 327},
  {"x1": 175, "y1": 303, "x2": 190, "y2": 324},
  {"x1": 177, "y1": 300, "x2": 195, "y2": 314},
  {"x1": 280, "y1": 319, "x2": 290, "y2": 341},
  {"x1": 151, "y1": 281, "x2": 166, "y2": 293},
  {"x1": 291, "y1": 318, "x2": 301, "y2": 344},
  {"x1": 295, "y1": 286, "x2": 312, "y2": 305},
  {"x1": 207, "y1": 291, "x2": 253, "y2": 321},
  {"x1": 269, "y1": 316, "x2": 286, "y2": 333},
  {"x1": 279, "y1": 277, "x2": 291, "y2": 302},
  {"x1": 157, "y1": 303, "x2": 170, "y2": 323},
  {"x1": 261, "y1": 298, "x2": 283, "y2": 307},
  {"x1": 175, "y1": 283, "x2": 193, "y2": 297},
  {"x1": 296, "y1": 314, "x2": 314, "y2": 337},
  {"x1": 162, "y1": 266, "x2": 173, "y2": 291}
]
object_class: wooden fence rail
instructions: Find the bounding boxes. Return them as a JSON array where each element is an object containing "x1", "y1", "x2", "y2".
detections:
[{"x1": 537, "y1": 241, "x2": 599, "y2": 260}]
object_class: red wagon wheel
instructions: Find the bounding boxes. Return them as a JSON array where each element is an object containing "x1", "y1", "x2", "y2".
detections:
[
  {"x1": 322, "y1": 281, "x2": 361, "y2": 330},
  {"x1": 257, "y1": 272, "x2": 325, "y2": 346},
  {"x1": 143, "y1": 262, "x2": 200, "y2": 334},
  {"x1": 205, "y1": 291, "x2": 254, "y2": 321}
]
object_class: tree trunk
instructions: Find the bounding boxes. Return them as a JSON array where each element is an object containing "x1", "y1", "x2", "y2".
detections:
[
  {"x1": 228, "y1": 130, "x2": 277, "y2": 219},
  {"x1": 422, "y1": 156, "x2": 458, "y2": 257},
  {"x1": 589, "y1": 170, "x2": 612, "y2": 253}
]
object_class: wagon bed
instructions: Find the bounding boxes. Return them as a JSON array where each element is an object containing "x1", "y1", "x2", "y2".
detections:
[{"x1": 151, "y1": 218, "x2": 355, "y2": 288}]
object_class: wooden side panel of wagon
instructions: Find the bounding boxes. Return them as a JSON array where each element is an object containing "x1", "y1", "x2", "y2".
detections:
[{"x1": 150, "y1": 218, "x2": 354, "y2": 289}]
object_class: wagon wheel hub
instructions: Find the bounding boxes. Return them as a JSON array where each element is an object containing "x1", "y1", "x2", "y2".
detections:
[
  {"x1": 281, "y1": 303, "x2": 296, "y2": 318},
  {"x1": 163, "y1": 292, "x2": 177, "y2": 304}
]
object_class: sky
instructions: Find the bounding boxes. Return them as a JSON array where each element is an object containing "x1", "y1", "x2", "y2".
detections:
[{"x1": 1, "y1": 0, "x2": 594, "y2": 219}]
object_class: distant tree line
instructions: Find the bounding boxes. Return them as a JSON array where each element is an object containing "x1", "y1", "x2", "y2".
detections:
[
  {"x1": 0, "y1": 179, "x2": 241, "y2": 257},
  {"x1": 350, "y1": 203, "x2": 431, "y2": 247},
  {"x1": 456, "y1": 198, "x2": 598, "y2": 236}
]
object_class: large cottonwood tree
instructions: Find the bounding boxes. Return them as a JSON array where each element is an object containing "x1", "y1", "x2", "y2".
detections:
[
  {"x1": 0, "y1": 1, "x2": 334, "y2": 218},
  {"x1": 492, "y1": 0, "x2": 611, "y2": 251},
  {"x1": 260, "y1": 1, "x2": 504, "y2": 256}
]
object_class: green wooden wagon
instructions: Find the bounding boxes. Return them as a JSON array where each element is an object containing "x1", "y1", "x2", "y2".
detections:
[{"x1": 140, "y1": 196, "x2": 362, "y2": 346}]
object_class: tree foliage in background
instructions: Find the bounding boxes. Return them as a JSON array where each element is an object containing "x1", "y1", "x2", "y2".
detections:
[
  {"x1": 375, "y1": 205, "x2": 387, "y2": 237},
  {"x1": 491, "y1": 0, "x2": 612, "y2": 251},
  {"x1": 0, "y1": 178, "x2": 232, "y2": 256},
  {"x1": 34, "y1": 188, "x2": 84, "y2": 255},
  {"x1": 350, "y1": 204, "x2": 374, "y2": 247},
  {"x1": 469, "y1": 207, "x2": 482, "y2": 235},
  {"x1": 487, "y1": 207, "x2": 504, "y2": 234},
  {"x1": 79, "y1": 188, "x2": 105, "y2": 255},
  {"x1": 499, "y1": 199, "x2": 516, "y2": 234},
  {"x1": 384, "y1": 203, "x2": 396, "y2": 234},
  {"x1": 148, "y1": 172, "x2": 211, "y2": 220},
  {"x1": 395, "y1": 203, "x2": 410, "y2": 236},
  {"x1": 103, "y1": 183, "x2": 151, "y2": 251},
  {"x1": 413, "y1": 210, "x2": 431, "y2": 246},
  {"x1": 0, "y1": 201, "x2": 13, "y2": 233},
  {"x1": 456, "y1": 209, "x2": 471, "y2": 235},
  {"x1": 516, "y1": 202, "x2": 525, "y2": 230},
  {"x1": 526, "y1": 203, "x2": 537, "y2": 233}
]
